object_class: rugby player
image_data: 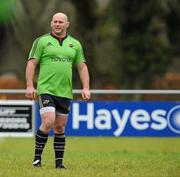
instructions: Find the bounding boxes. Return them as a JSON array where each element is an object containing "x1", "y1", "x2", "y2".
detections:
[{"x1": 25, "y1": 12, "x2": 90, "y2": 169}]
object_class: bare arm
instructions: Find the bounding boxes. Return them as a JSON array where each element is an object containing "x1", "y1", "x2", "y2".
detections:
[
  {"x1": 77, "y1": 62, "x2": 91, "y2": 100},
  {"x1": 25, "y1": 59, "x2": 38, "y2": 100}
]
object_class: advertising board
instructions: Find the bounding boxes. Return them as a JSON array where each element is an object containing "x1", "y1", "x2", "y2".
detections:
[
  {"x1": 36, "y1": 101, "x2": 180, "y2": 137},
  {"x1": 0, "y1": 100, "x2": 35, "y2": 137}
]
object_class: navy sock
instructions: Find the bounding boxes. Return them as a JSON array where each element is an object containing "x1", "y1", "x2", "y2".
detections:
[
  {"x1": 54, "y1": 133, "x2": 65, "y2": 167},
  {"x1": 34, "y1": 129, "x2": 48, "y2": 161}
]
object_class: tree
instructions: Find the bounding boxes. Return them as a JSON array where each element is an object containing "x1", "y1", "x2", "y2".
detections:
[
  {"x1": 111, "y1": 0, "x2": 173, "y2": 89},
  {"x1": 0, "y1": 0, "x2": 14, "y2": 72},
  {"x1": 167, "y1": 0, "x2": 180, "y2": 57}
]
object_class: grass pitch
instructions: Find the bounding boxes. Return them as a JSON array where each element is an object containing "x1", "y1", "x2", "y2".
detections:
[{"x1": 0, "y1": 137, "x2": 179, "y2": 177}]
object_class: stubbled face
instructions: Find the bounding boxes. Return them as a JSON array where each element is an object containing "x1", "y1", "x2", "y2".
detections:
[{"x1": 51, "y1": 13, "x2": 69, "y2": 36}]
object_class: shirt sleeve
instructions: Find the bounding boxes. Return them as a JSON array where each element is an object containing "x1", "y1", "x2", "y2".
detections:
[
  {"x1": 28, "y1": 38, "x2": 43, "y2": 61},
  {"x1": 74, "y1": 41, "x2": 86, "y2": 65}
]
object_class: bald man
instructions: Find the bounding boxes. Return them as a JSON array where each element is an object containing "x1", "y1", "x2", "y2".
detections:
[{"x1": 25, "y1": 12, "x2": 90, "y2": 169}]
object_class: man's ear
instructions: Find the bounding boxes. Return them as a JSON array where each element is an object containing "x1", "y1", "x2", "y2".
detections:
[{"x1": 67, "y1": 21, "x2": 70, "y2": 28}]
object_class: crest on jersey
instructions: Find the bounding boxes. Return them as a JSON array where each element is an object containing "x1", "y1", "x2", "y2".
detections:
[
  {"x1": 69, "y1": 44, "x2": 74, "y2": 48},
  {"x1": 47, "y1": 42, "x2": 53, "y2": 47}
]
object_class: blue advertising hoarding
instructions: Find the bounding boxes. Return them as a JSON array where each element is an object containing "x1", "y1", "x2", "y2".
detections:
[{"x1": 36, "y1": 101, "x2": 180, "y2": 137}]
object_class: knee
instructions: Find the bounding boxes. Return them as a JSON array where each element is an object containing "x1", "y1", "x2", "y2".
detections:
[
  {"x1": 41, "y1": 117, "x2": 55, "y2": 132},
  {"x1": 45, "y1": 121, "x2": 54, "y2": 130},
  {"x1": 40, "y1": 121, "x2": 53, "y2": 133},
  {"x1": 54, "y1": 125, "x2": 65, "y2": 134}
]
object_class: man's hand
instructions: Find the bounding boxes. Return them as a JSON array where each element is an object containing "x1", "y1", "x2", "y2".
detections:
[
  {"x1": 25, "y1": 87, "x2": 37, "y2": 100},
  {"x1": 81, "y1": 88, "x2": 91, "y2": 101}
]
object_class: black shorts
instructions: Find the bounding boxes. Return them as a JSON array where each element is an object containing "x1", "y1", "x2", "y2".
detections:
[{"x1": 38, "y1": 94, "x2": 71, "y2": 115}]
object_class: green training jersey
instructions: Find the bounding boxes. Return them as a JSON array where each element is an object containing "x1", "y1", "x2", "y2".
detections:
[{"x1": 28, "y1": 33, "x2": 85, "y2": 99}]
